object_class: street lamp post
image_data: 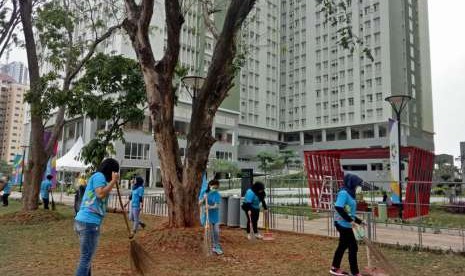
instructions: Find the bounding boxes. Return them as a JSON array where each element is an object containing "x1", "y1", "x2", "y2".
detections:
[{"x1": 385, "y1": 94, "x2": 412, "y2": 219}]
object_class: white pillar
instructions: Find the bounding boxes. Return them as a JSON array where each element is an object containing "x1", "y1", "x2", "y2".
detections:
[{"x1": 300, "y1": 131, "x2": 305, "y2": 145}]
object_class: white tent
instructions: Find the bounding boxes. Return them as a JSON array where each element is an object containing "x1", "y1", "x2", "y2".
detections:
[{"x1": 56, "y1": 137, "x2": 88, "y2": 172}]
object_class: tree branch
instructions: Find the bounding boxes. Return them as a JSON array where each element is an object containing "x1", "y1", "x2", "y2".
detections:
[
  {"x1": 66, "y1": 23, "x2": 122, "y2": 83},
  {"x1": 140, "y1": 0, "x2": 154, "y2": 36},
  {"x1": 200, "y1": 0, "x2": 219, "y2": 40},
  {"x1": 159, "y1": 0, "x2": 184, "y2": 75}
]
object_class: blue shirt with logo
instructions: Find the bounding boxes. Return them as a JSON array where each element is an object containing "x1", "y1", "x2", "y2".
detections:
[
  {"x1": 131, "y1": 186, "x2": 144, "y2": 209},
  {"x1": 334, "y1": 189, "x2": 357, "y2": 228},
  {"x1": 244, "y1": 189, "x2": 261, "y2": 210},
  {"x1": 75, "y1": 172, "x2": 108, "y2": 225},
  {"x1": 40, "y1": 180, "x2": 52, "y2": 199},
  {"x1": 201, "y1": 190, "x2": 221, "y2": 225}
]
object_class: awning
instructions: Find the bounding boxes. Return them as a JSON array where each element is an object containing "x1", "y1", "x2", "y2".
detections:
[{"x1": 56, "y1": 137, "x2": 88, "y2": 172}]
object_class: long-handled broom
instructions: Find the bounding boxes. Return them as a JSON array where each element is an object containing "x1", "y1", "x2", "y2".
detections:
[
  {"x1": 202, "y1": 196, "x2": 213, "y2": 256},
  {"x1": 263, "y1": 209, "x2": 274, "y2": 241},
  {"x1": 354, "y1": 225, "x2": 397, "y2": 276},
  {"x1": 115, "y1": 180, "x2": 153, "y2": 275}
]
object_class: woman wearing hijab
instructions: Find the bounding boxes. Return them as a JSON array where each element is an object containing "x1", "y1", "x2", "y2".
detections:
[
  {"x1": 330, "y1": 173, "x2": 365, "y2": 276},
  {"x1": 74, "y1": 158, "x2": 120, "y2": 276},
  {"x1": 128, "y1": 176, "x2": 145, "y2": 234}
]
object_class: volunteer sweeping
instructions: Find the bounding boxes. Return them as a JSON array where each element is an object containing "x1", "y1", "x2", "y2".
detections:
[
  {"x1": 74, "y1": 158, "x2": 119, "y2": 276},
  {"x1": 330, "y1": 173, "x2": 366, "y2": 276}
]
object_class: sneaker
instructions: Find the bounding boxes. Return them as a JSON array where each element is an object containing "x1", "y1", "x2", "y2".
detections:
[
  {"x1": 254, "y1": 233, "x2": 263, "y2": 239},
  {"x1": 329, "y1": 267, "x2": 349, "y2": 276},
  {"x1": 212, "y1": 245, "x2": 224, "y2": 255},
  {"x1": 139, "y1": 222, "x2": 146, "y2": 229}
]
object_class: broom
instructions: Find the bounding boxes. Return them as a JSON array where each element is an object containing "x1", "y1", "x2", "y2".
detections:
[
  {"x1": 353, "y1": 225, "x2": 397, "y2": 275},
  {"x1": 115, "y1": 180, "x2": 153, "y2": 275},
  {"x1": 202, "y1": 196, "x2": 213, "y2": 256},
  {"x1": 262, "y1": 209, "x2": 274, "y2": 241}
]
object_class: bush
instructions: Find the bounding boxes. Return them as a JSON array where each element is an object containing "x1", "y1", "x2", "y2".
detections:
[{"x1": 444, "y1": 201, "x2": 465, "y2": 214}]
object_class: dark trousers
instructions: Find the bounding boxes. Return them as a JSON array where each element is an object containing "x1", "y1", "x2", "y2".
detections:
[
  {"x1": 245, "y1": 208, "x2": 260, "y2": 234},
  {"x1": 43, "y1": 198, "x2": 50, "y2": 210},
  {"x1": 332, "y1": 223, "x2": 359, "y2": 275},
  {"x1": 2, "y1": 193, "x2": 9, "y2": 206}
]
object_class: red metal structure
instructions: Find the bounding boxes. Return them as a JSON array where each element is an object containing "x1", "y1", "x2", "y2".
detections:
[{"x1": 303, "y1": 147, "x2": 434, "y2": 219}]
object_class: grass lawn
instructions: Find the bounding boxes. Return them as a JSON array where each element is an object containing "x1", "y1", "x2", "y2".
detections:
[
  {"x1": 418, "y1": 205, "x2": 465, "y2": 229},
  {"x1": 1, "y1": 199, "x2": 464, "y2": 275}
]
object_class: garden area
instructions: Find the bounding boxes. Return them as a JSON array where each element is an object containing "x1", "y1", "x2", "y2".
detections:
[{"x1": 1, "y1": 200, "x2": 464, "y2": 276}]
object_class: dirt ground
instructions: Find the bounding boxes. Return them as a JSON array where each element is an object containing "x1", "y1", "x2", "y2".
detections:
[{"x1": 1, "y1": 201, "x2": 464, "y2": 276}]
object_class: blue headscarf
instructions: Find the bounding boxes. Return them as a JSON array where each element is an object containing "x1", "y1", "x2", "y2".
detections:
[
  {"x1": 342, "y1": 173, "x2": 363, "y2": 199},
  {"x1": 132, "y1": 176, "x2": 144, "y2": 190}
]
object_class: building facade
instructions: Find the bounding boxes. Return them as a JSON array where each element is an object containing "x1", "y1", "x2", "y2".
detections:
[
  {"x1": 0, "y1": 61, "x2": 29, "y2": 85},
  {"x1": 237, "y1": 0, "x2": 434, "y2": 180},
  {"x1": 0, "y1": 73, "x2": 27, "y2": 164}
]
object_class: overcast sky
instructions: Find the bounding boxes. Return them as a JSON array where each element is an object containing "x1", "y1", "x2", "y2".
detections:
[
  {"x1": 2, "y1": 0, "x2": 464, "y2": 159},
  {"x1": 429, "y1": 0, "x2": 465, "y2": 159}
]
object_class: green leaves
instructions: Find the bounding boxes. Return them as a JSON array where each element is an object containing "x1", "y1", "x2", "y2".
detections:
[{"x1": 72, "y1": 53, "x2": 146, "y2": 167}]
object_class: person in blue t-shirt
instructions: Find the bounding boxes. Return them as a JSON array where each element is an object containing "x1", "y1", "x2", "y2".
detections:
[
  {"x1": 242, "y1": 181, "x2": 268, "y2": 240},
  {"x1": 199, "y1": 179, "x2": 223, "y2": 255},
  {"x1": 74, "y1": 158, "x2": 119, "y2": 276},
  {"x1": 40, "y1": 175, "x2": 53, "y2": 210},
  {"x1": 1, "y1": 177, "x2": 11, "y2": 207},
  {"x1": 128, "y1": 176, "x2": 145, "y2": 234},
  {"x1": 330, "y1": 173, "x2": 366, "y2": 276}
]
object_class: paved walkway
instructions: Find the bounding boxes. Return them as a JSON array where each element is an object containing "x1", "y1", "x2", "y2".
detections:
[
  {"x1": 9, "y1": 191, "x2": 465, "y2": 252},
  {"x1": 268, "y1": 215, "x2": 465, "y2": 252}
]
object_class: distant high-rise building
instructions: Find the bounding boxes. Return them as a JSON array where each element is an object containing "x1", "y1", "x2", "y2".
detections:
[
  {"x1": 0, "y1": 73, "x2": 28, "y2": 164},
  {"x1": 235, "y1": 0, "x2": 434, "y2": 179},
  {"x1": 1, "y1": 61, "x2": 29, "y2": 85}
]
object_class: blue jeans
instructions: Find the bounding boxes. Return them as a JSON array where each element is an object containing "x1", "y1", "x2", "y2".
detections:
[
  {"x1": 129, "y1": 208, "x2": 142, "y2": 232},
  {"x1": 211, "y1": 222, "x2": 220, "y2": 247},
  {"x1": 74, "y1": 220, "x2": 100, "y2": 276}
]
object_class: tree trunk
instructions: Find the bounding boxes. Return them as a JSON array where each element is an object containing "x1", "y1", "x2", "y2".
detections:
[{"x1": 123, "y1": 0, "x2": 256, "y2": 227}]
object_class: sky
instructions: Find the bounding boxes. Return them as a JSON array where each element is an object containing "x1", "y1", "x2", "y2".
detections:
[
  {"x1": 428, "y1": 0, "x2": 465, "y2": 160},
  {"x1": 2, "y1": 0, "x2": 465, "y2": 159}
]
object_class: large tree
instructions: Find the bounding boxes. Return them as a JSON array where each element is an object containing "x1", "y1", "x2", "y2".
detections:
[
  {"x1": 123, "y1": 0, "x2": 371, "y2": 227},
  {"x1": 19, "y1": 0, "x2": 122, "y2": 210},
  {"x1": 123, "y1": 0, "x2": 256, "y2": 227}
]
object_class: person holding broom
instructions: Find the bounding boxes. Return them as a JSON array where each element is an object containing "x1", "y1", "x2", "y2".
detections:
[
  {"x1": 241, "y1": 181, "x2": 268, "y2": 240},
  {"x1": 127, "y1": 176, "x2": 146, "y2": 234},
  {"x1": 74, "y1": 158, "x2": 119, "y2": 276},
  {"x1": 199, "y1": 179, "x2": 223, "y2": 255},
  {"x1": 330, "y1": 173, "x2": 366, "y2": 276}
]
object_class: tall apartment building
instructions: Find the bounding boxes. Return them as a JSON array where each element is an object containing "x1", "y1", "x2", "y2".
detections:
[
  {"x1": 236, "y1": 0, "x2": 434, "y2": 180},
  {"x1": 0, "y1": 73, "x2": 27, "y2": 164},
  {"x1": 1, "y1": 61, "x2": 29, "y2": 85},
  {"x1": 26, "y1": 0, "x2": 434, "y2": 185}
]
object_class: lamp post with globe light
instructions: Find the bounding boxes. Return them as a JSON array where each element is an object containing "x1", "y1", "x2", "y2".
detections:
[{"x1": 385, "y1": 94, "x2": 412, "y2": 219}]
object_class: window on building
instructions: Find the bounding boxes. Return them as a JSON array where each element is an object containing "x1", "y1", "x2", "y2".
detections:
[{"x1": 124, "y1": 143, "x2": 150, "y2": 160}]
